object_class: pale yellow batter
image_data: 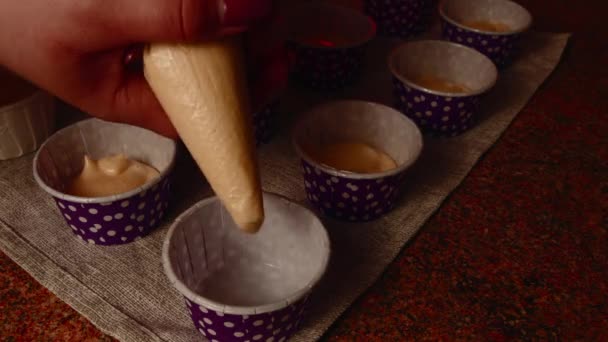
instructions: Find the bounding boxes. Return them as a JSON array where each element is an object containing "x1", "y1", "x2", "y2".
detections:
[
  {"x1": 462, "y1": 20, "x2": 511, "y2": 33},
  {"x1": 410, "y1": 74, "x2": 471, "y2": 93},
  {"x1": 67, "y1": 154, "x2": 159, "y2": 197},
  {"x1": 306, "y1": 142, "x2": 398, "y2": 174}
]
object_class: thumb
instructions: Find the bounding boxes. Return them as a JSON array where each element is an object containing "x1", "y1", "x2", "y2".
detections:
[{"x1": 103, "y1": 0, "x2": 273, "y2": 43}]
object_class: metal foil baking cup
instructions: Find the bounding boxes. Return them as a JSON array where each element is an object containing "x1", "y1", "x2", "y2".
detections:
[
  {"x1": 33, "y1": 118, "x2": 177, "y2": 246},
  {"x1": 163, "y1": 192, "x2": 330, "y2": 341},
  {"x1": 439, "y1": 0, "x2": 532, "y2": 67},
  {"x1": 292, "y1": 100, "x2": 423, "y2": 221},
  {"x1": 388, "y1": 39, "x2": 497, "y2": 136},
  {"x1": 285, "y1": 2, "x2": 376, "y2": 90}
]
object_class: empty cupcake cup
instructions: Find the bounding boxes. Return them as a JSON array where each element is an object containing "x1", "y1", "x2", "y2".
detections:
[
  {"x1": 33, "y1": 118, "x2": 177, "y2": 245},
  {"x1": 163, "y1": 192, "x2": 330, "y2": 342},
  {"x1": 0, "y1": 68, "x2": 56, "y2": 160},
  {"x1": 292, "y1": 100, "x2": 423, "y2": 222},
  {"x1": 389, "y1": 40, "x2": 497, "y2": 136},
  {"x1": 285, "y1": 2, "x2": 376, "y2": 90},
  {"x1": 439, "y1": 0, "x2": 532, "y2": 67}
]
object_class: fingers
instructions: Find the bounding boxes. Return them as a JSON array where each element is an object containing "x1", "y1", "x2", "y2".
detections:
[
  {"x1": 110, "y1": 68, "x2": 179, "y2": 139},
  {"x1": 77, "y1": 0, "x2": 278, "y2": 139},
  {"x1": 53, "y1": 48, "x2": 178, "y2": 139},
  {"x1": 97, "y1": 0, "x2": 273, "y2": 44},
  {"x1": 112, "y1": 44, "x2": 286, "y2": 139}
]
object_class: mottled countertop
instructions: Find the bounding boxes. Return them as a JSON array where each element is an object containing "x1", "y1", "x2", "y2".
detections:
[{"x1": 1, "y1": 0, "x2": 607, "y2": 340}]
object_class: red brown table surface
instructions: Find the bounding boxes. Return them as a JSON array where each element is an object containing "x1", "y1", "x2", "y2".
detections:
[{"x1": 1, "y1": 0, "x2": 607, "y2": 341}]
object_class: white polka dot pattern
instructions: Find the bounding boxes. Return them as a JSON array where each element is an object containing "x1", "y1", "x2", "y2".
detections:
[
  {"x1": 184, "y1": 295, "x2": 310, "y2": 342},
  {"x1": 441, "y1": 19, "x2": 521, "y2": 68},
  {"x1": 301, "y1": 160, "x2": 404, "y2": 221},
  {"x1": 392, "y1": 77, "x2": 480, "y2": 136},
  {"x1": 54, "y1": 177, "x2": 172, "y2": 246}
]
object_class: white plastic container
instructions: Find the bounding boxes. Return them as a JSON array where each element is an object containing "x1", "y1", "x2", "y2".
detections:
[{"x1": 0, "y1": 85, "x2": 56, "y2": 160}]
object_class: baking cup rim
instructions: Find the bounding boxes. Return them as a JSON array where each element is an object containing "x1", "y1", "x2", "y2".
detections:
[
  {"x1": 291, "y1": 100, "x2": 424, "y2": 180},
  {"x1": 387, "y1": 39, "x2": 498, "y2": 98},
  {"x1": 438, "y1": 0, "x2": 533, "y2": 36},
  {"x1": 32, "y1": 117, "x2": 177, "y2": 204},
  {"x1": 162, "y1": 191, "x2": 331, "y2": 316}
]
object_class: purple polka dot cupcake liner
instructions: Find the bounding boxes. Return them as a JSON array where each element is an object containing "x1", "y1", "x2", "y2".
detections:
[
  {"x1": 440, "y1": 19, "x2": 521, "y2": 68},
  {"x1": 52, "y1": 177, "x2": 172, "y2": 245},
  {"x1": 301, "y1": 160, "x2": 405, "y2": 221},
  {"x1": 163, "y1": 192, "x2": 330, "y2": 342},
  {"x1": 439, "y1": 0, "x2": 532, "y2": 68},
  {"x1": 33, "y1": 118, "x2": 177, "y2": 246},
  {"x1": 293, "y1": 100, "x2": 423, "y2": 222},
  {"x1": 285, "y1": 2, "x2": 376, "y2": 91},
  {"x1": 388, "y1": 40, "x2": 497, "y2": 137},
  {"x1": 185, "y1": 296, "x2": 310, "y2": 342},
  {"x1": 364, "y1": 0, "x2": 436, "y2": 39},
  {"x1": 392, "y1": 76, "x2": 480, "y2": 137},
  {"x1": 253, "y1": 101, "x2": 279, "y2": 145}
]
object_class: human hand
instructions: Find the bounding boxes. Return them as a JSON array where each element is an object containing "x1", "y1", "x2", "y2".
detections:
[{"x1": 0, "y1": 0, "x2": 288, "y2": 138}]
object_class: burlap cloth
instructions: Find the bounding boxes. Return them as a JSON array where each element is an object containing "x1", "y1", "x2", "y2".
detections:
[{"x1": 0, "y1": 32, "x2": 569, "y2": 341}]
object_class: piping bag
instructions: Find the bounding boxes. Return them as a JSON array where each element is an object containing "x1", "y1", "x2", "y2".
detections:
[{"x1": 143, "y1": 36, "x2": 265, "y2": 234}]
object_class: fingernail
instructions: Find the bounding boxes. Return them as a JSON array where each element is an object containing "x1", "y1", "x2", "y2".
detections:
[{"x1": 219, "y1": 0, "x2": 272, "y2": 28}]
